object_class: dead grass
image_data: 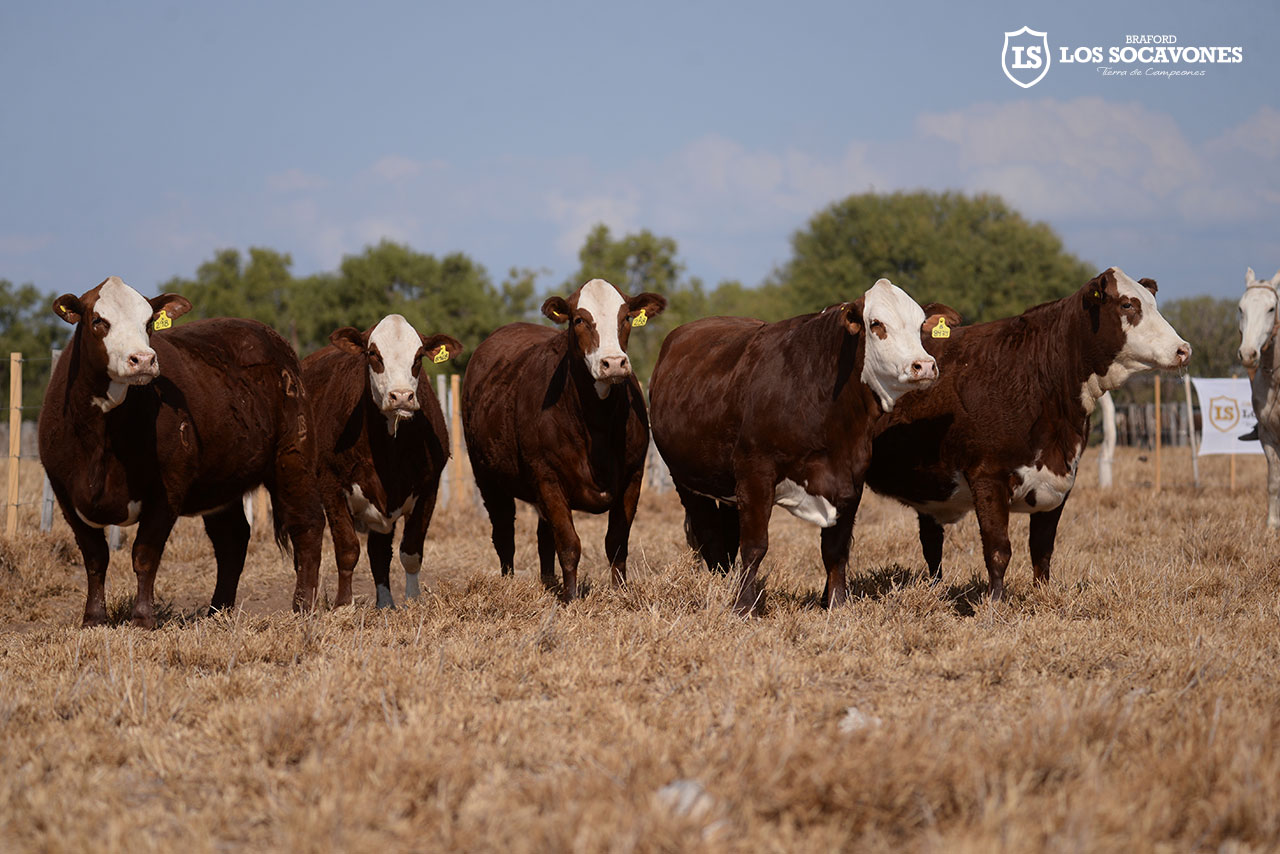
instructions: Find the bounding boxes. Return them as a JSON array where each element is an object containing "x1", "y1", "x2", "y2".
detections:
[{"x1": 1, "y1": 449, "x2": 1278, "y2": 852}]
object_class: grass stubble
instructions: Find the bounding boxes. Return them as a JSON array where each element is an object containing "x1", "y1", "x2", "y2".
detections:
[{"x1": 0, "y1": 449, "x2": 1277, "y2": 852}]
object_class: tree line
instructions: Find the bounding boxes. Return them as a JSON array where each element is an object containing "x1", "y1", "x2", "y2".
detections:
[{"x1": 0, "y1": 190, "x2": 1242, "y2": 409}]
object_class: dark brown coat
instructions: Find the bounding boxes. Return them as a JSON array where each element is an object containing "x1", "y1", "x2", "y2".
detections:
[
  {"x1": 461, "y1": 282, "x2": 665, "y2": 600},
  {"x1": 301, "y1": 323, "x2": 460, "y2": 609},
  {"x1": 649, "y1": 296, "x2": 946, "y2": 614},
  {"x1": 39, "y1": 280, "x2": 323, "y2": 627},
  {"x1": 866, "y1": 268, "x2": 1191, "y2": 599}
]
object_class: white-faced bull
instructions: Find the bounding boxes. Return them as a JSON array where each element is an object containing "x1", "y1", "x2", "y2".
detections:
[{"x1": 1236, "y1": 266, "x2": 1280, "y2": 528}]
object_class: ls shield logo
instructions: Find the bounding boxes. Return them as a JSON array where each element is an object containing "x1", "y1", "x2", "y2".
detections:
[{"x1": 1002, "y1": 26, "x2": 1051, "y2": 88}]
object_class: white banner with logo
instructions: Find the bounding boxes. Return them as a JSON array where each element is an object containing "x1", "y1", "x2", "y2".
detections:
[{"x1": 1192, "y1": 378, "x2": 1263, "y2": 456}]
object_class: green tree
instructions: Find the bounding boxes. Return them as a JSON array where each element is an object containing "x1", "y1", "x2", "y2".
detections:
[
  {"x1": 563, "y1": 225, "x2": 683, "y2": 296},
  {"x1": 1157, "y1": 296, "x2": 1240, "y2": 379},
  {"x1": 0, "y1": 280, "x2": 70, "y2": 409},
  {"x1": 777, "y1": 191, "x2": 1095, "y2": 322}
]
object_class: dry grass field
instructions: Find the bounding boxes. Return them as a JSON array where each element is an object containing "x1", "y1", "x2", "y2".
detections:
[{"x1": 1, "y1": 447, "x2": 1278, "y2": 852}]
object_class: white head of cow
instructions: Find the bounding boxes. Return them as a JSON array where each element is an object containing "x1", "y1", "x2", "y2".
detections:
[
  {"x1": 542, "y1": 279, "x2": 667, "y2": 399},
  {"x1": 330, "y1": 315, "x2": 463, "y2": 433},
  {"x1": 1086, "y1": 268, "x2": 1191, "y2": 382},
  {"x1": 851, "y1": 278, "x2": 939, "y2": 411},
  {"x1": 1238, "y1": 266, "x2": 1280, "y2": 369},
  {"x1": 52, "y1": 277, "x2": 192, "y2": 410}
]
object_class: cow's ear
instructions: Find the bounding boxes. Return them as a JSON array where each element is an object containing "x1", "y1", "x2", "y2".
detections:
[
  {"x1": 330, "y1": 327, "x2": 366, "y2": 356},
  {"x1": 542, "y1": 296, "x2": 572, "y2": 324},
  {"x1": 148, "y1": 293, "x2": 191, "y2": 329},
  {"x1": 419, "y1": 333, "x2": 464, "y2": 365},
  {"x1": 842, "y1": 299, "x2": 864, "y2": 336},
  {"x1": 626, "y1": 292, "x2": 667, "y2": 326},
  {"x1": 1083, "y1": 272, "x2": 1109, "y2": 308},
  {"x1": 1138, "y1": 277, "x2": 1158, "y2": 296},
  {"x1": 52, "y1": 294, "x2": 84, "y2": 325},
  {"x1": 1247, "y1": 267, "x2": 1258, "y2": 286},
  {"x1": 921, "y1": 303, "x2": 962, "y2": 339}
]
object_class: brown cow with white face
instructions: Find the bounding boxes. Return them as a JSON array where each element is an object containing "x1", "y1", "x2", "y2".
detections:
[
  {"x1": 461, "y1": 278, "x2": 666, "y2": 600},
  {"x1": 866, "y1": 267, "x2": 1192, "y2": 600},
  {"x1": 302, "y1": 314, "x2": 462, "y2": 609},
  {"x1": 39, "y1": 276, "x2": 324, "y2": 627},
  {"x1": 649, "y1": 278, "x2": 946, "y2": 614}
]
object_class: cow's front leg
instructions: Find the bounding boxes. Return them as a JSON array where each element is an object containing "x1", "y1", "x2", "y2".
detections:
[
  {"x1": 918, "y1": 513, "x2": 945, "y2": 582},
  {"x1": 368, "y1": 528, "x2": 396, "y2": 609},
  {"x1": 131, "y1": 510, "x2": 178, "y2": 629},
  {"x1": 969, "y1": 475, "x2": 1012, "y2": 601},
  {"x1": 61, "y1": 500, "x2": 110, "y2": 627},
  {"x1": 536, "y1": 482, "x2": 581, "y2": 602},
  {"x1": 733, "y1": 471, "x2": 775, "y2": 616},
  {"x1": 1028, "y1": 493, "x2": 1070, "y2": 584},
  {"x1": 1264, "y1": 439, "x2": 1280, "y2": 529},
  {"x1": 321, "y1": 489, "x2": 361, "y2": 607},
  {"x1": 604, "y1": 474, "x2": 643, "y2": 587},
  {"x1": 399, "y1": 487, "x2": 437, "y2": 600},
  {"x1": 819, "y1": 487, "x2": 862, "y2": 609}
]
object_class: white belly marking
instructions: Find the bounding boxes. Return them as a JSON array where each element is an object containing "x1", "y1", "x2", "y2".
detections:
[{"x1": 345, "y1": 484, "x2": 416, "y2": 534}]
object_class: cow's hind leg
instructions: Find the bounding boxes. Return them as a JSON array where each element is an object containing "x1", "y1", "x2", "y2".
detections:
[
  {"x1": 733, "y1": 472, "x2": 775, "y2": 616},
  {"x1": 268, "y1": 457, "x2": 325, "y2": 614},
  {"x1": 969, "y1": 476, "x2": 1012, "y2": 601},
  {"x1": 676, "y1": 485, "x2": 732, "y2": 572},
  {"x1": 321, "y1": 489, "x2": 361, "y2": 607},
  {"x1": 368, "y1": 528, "x2": 395, "y2": 609},
  {"x1": 1029, "y1": 494, "x2": 1069, "y2": 584},
  {"x1": 918, "y1": 513, "x2": 945, "y2": 582},
  {"x1": 719, "y1": 501, "x2": 740, "y2": 567},
  {"x1": 399, "y1": 482, "x2": 439, "y2": 600},
  {"x1": 477, "y1": 477, "x2": 517, "y2": 576},
  {"x1": 537, "y1": 518, "x2": 557, "y2": 590},
  {"x1": 204, "y1": 502, "x2": 251, "y2": 614}
]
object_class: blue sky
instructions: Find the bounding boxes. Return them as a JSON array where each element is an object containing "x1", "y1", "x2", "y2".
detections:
[{"x1": 2, "y1": 0, "x2": 1277, "y2": 302}]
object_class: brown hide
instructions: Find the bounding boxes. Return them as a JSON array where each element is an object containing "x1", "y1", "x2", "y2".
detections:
[
  {"x1": 39, "y1": 314, "x2": 323, "y2": 627},
  {"x1": 648, "y1": 305, "x2": 882, "y2": 614},
  {"x1": 301, "y1": 341, "x2": 452, "y2": 608},
  {"x1": 461, "y1": 318, "x2": 653, "y2": 601},
  {"x1": 865, "y1": 268, "x2": 1151, "y2": 599}
]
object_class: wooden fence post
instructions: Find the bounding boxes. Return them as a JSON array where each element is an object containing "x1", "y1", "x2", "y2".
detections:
[
  {"x1": 1154, "y1": 375, "x2": 1162, "y2": 491},
  {"x1": 1183, "y1": 373, "x2": 1199, "y2": 488},
  {"x1": 449, "y1": 374, "x2": 463, "y2": 509},
  {"x1": 6, "y1": 353, "x2": 21, "y2": 538}
]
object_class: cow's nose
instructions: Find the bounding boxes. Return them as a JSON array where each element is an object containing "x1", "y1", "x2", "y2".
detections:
[
  {"x1": 909, "y1": 359, "x2": 937, "y2": 381},
  {"x1": 387, "y1": 388, "x2": 417, "y2": 409},
  {"x1": 600, "y1": 355, "x2": 630, "y2": 378},
  {"x1": 1176, "y1": 342, "x2": 1192, "y2": 367},
  {"x1": 127, "y1": 351, "x2": 157, "y2": 373}
]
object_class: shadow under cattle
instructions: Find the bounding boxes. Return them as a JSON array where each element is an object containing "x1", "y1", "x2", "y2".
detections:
[{"x1": 772, "y1": 564, "x2": 991, "y2": 617}]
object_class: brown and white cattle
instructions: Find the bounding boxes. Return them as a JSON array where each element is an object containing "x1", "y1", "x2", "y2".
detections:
[
  {"x1": 1236, "y1": 266, "x2": 1280, "y2": 528},
  {"x1": 648, "y1": 278, "x2": 946, "y2": 614},
  {"x1": 302, "y1": 315, "x2": 462, "y2": 608},
  {"x1": 461, "y1": 278, "x2": 666, "y2": 600},
  {"x1": 866, "y1": 267, "x2": 1191, "y2": 599},
  {"x1": 39, "y1": 276, "x2": 324, "y2": 627}
]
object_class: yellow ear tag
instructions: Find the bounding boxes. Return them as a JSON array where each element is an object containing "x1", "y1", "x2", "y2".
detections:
[
  {"x1": 432, "y1": 344, "x2": 450, "y2": 364},
  {"x1": 931, "y1": 317, "x2": 950, "y2": 339},
  {"x1": 153, "y1": 309, "x2": 172, "y2": 330},
  {"x1": 57, "y1": 304, "x2": 67, "y2": 314},
  {"x1": 631, "y1": 308, "x2": 648, "y2": 328}
]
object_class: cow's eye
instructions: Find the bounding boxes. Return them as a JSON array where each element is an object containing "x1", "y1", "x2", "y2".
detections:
[
  {"x1": 869, "y1": 320, "x2": 884, "y2": 330},
  {"x1": 92, "y1": 317, "x2": 109, "y2": 332},
  {"x1": 1121, "y1": 302, "x2": 1134, "y2": 310},
  {"x1": 573, "y1": 317, "x2": 585, "y2": 327}
]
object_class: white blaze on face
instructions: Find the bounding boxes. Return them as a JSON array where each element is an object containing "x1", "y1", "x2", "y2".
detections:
[
  {"x1": 577, "y1": 279, "x2": 628, "y2": 389},
  {"x1": 859, "y1": 279, "x2": 938, "y2": 411},
  {"x1": 367, "y1": 315, "x2": 422, "y2": 416},
  {"x1": 96, "y1": 277, "x2": 159, "y2": 385},
  {"x1": 1238, "y1": 268, "x2": 1279, "y2": 369}
]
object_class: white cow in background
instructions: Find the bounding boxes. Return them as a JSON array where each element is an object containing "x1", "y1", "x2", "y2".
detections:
[{"x1": 1237, "y1": 266, "x2": 1280, "y2": 528}]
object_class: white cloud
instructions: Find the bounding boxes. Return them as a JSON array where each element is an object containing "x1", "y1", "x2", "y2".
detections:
[
  {"x1": 368, "y1": 155, "x2": 429, "y2": 182},
  {"x1": 266, "y1": 169, "x2": 328, "y2": 193}
]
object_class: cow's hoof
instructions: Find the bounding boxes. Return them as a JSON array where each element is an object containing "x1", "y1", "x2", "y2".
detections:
[{"x1": 375, "y1": 584, "x2": 396, "y2": 610}]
